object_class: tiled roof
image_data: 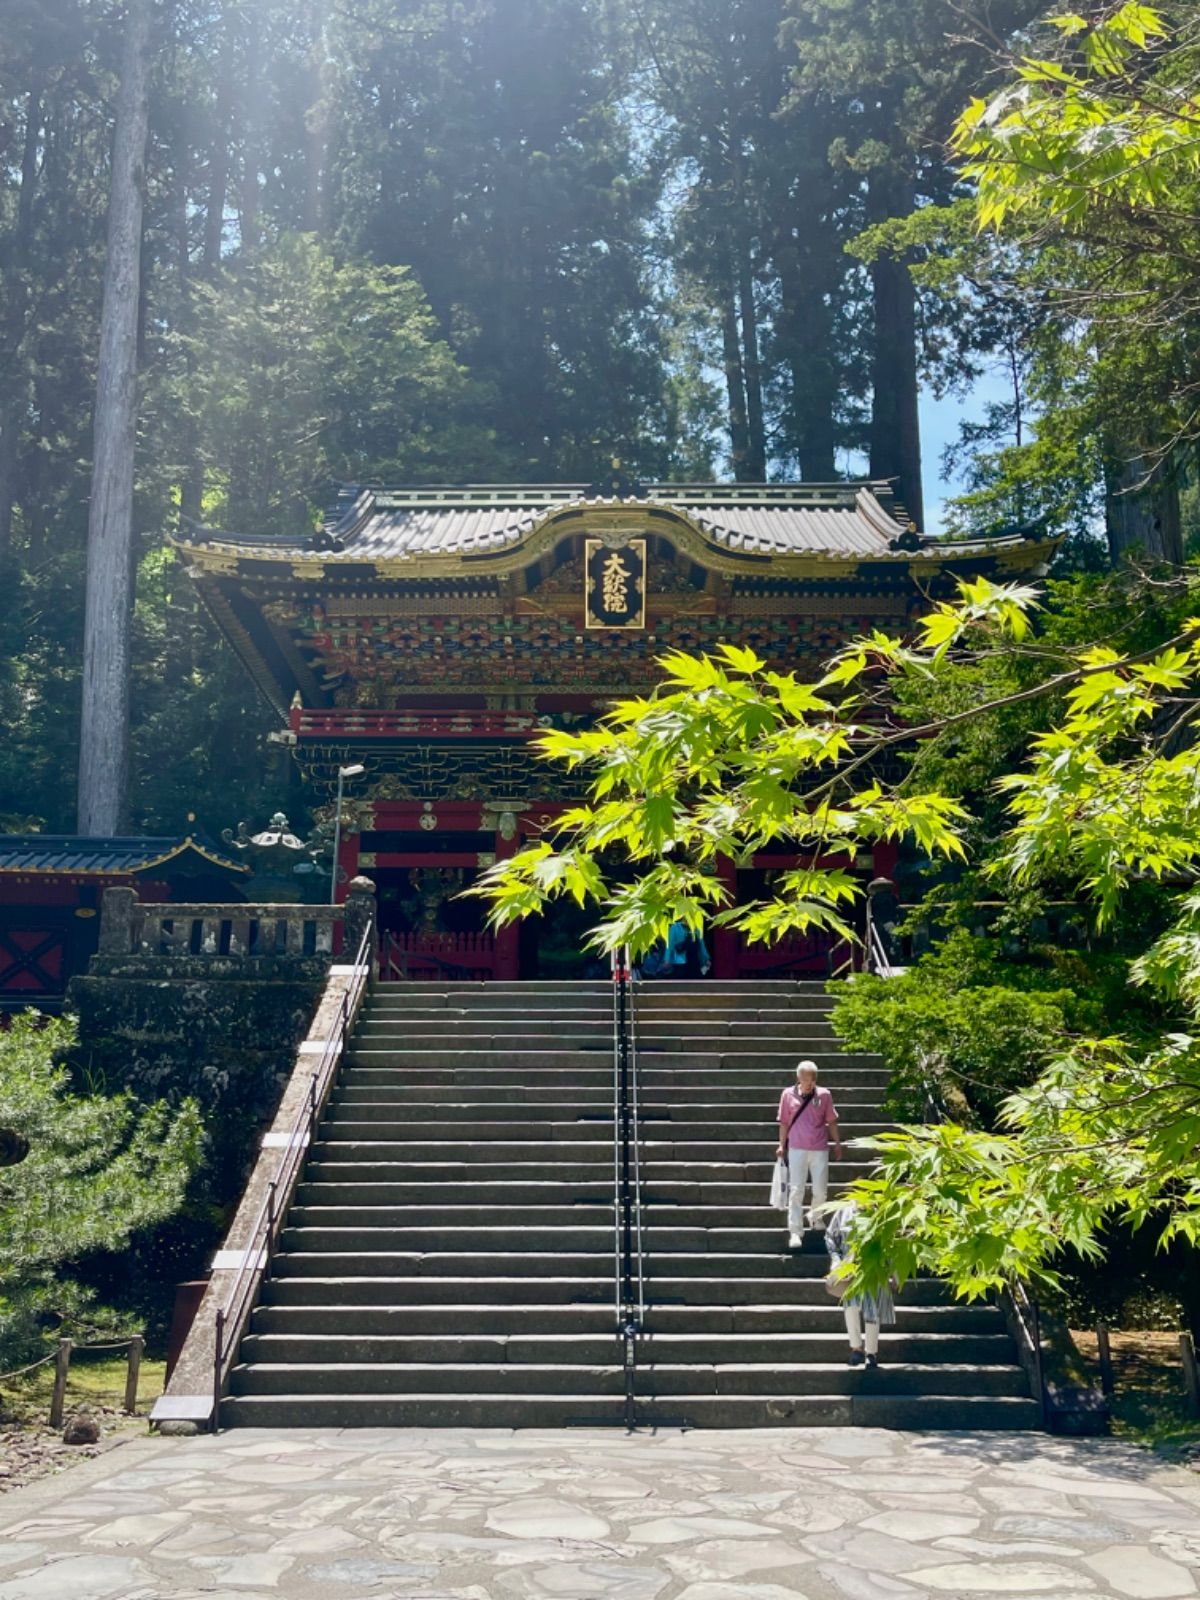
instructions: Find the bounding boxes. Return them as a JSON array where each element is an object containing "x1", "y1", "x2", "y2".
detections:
[
  {"x1": 176, "y1": 481, "x2": 1056, "y2": 573},
  {"x1": 311, "y1": 483, "x2": 914, "y2": 561},
  {"x1": 0, "y1": 836, "x2": 249, "y2": 877}
]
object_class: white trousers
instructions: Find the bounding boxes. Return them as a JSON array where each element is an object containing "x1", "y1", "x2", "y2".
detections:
[
  {"x1": 786, "y1": 1146, "x2": 829, "y2": 1230},
  {"x1": 844, "y1": 1303, "x2": 880, "y2": 1355}
]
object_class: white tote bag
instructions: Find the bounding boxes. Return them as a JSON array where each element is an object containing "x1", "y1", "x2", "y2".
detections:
[{"x1": 769, "y1": 1157, "x2": 788, "y2": 1210}]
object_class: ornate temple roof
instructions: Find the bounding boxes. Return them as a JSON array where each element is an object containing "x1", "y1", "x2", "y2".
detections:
[
  {"x1": 0, "y1": 835, "x2": 249, "y2": 879},
  {"x1": 175, "y1": 481, "x2": 1056, "y2": 574},
  {"x1": 173, "y1": 480, "x2": 1058, "y2": 716}
]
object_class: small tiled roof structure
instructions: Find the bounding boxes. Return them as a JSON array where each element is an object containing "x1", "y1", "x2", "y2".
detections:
[{"x1": 0, "y1": 835, "x2": 249, "y2": 878}]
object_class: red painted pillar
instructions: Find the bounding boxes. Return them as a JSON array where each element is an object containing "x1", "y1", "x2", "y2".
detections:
[
  {"x1": 712, "y1": 855, "x2": 738, "y2": 980},
  {"x1": 871, "y1": 841, "x2": 899, "y2": 881},
  {"x1": 334, "y1": 832, "x2": 358, "y2": 905},
  {"x1": 493, "y1": 823, "x2": 520, "y2": 981}
]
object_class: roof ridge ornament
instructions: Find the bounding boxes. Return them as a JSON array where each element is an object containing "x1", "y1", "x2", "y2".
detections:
[
  {"x1": 585, "y1": 458, "x2": 647, "y2": 502},
  {"x1": 888, "y1": 528, "x2": 924, "y2": 553}
]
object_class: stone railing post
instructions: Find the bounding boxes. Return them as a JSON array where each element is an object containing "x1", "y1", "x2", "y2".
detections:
[
  {"x1": 99, "y1": 886, "x2": 137, "y2": 955},
  {"x1": 342, "y1": 875, "x2": 377, "y2": 972}
]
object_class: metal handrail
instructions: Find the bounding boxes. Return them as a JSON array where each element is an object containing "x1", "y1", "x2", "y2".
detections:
[
  {"x1": 611, "y1": 950, "x2": 623, "y2": 1331},
  {"x1": 828, "y1": 945, "x2": 858, "y2": 980},
  {"x1": 866, "y1": 914, "x2": 888, "y2": 975},
  {"x1": 1004, "y1": 1279, "x2": 1049, "y2": 1428},
  {"x1": 610, "y1": 946, "x2": 644, "y2": 1429},
  {"x1": 627, "y1": 949, "x2": 646, "y2": 1324},
  {"x1": 211, "y1": 925, "x2": 372, "y2": 1428}
]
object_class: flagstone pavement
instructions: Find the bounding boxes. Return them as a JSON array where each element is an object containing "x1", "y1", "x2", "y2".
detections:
[{"x1": 1, "y1": 1426, "x2": 1199, "y2": 1599}]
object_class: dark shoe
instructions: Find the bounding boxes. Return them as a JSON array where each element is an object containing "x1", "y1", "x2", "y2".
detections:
[
  {"x1": 847, "y1": 1349, "x2": 865, "y2": 1367},
  {"x1": 865, "y1": 1354, "x2": 879, "y2": 1369}
]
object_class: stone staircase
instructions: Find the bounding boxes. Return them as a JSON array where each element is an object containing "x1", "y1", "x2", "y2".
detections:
[{"x1": 223, "y1": 979, "x2": 1039, "y2": 1428}]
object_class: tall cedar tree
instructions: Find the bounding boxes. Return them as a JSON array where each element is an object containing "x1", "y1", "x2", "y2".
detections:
[{"x1": 77, "y1": 0, "x2": 151, "y2": 833}]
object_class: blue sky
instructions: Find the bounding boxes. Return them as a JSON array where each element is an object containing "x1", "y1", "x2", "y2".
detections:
[{"x1": 920, "y1": 367, "x2": 1014, "y2": 534}]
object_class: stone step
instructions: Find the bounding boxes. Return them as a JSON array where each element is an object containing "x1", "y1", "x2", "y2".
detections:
[
  {"x1": 259, "y1": 1276, "x2": 1004, "y2": 1323},
  {"x1": 363, "y1": 999, "x2": 834, "y2": 1017},
  {"x1": 346, "y1": 1049, "x2": 878, "y2": 1070},
  {"x1": 317, "y1": 1116, "x2": 893, "y2": 1143},
  {"x1": 294, "y1": 1179, "x2": 845, "y2": 1207},
  {"x1": 241, "y1": 1328, "x2": 1020, "y2": 1366},
  {"x1": 296, "y1": 1171, "x2": 870, "y2": 1196},
  {"x1": 355, "y1": 1024, "x2": 838, "y2": 1036},
  {"x1": 300, "y1": 1163, "x2": 875, "y2": 1190},
  {"x1": 248, "y1": 1300, "x2": 1007, "y2": 1337},
  {"x1": 323, "y1": 1095, "x2": 885, "y2": 1120},
  {"x1": 300, "y1": 1152, "x2": 883, "y2": 1177},
  {"x1": 219, "y1": 1392, "x2": 1040, "y2": 1429},
  {"x1": 271, "y1": 1242, "x2": 953, "y2": 1296},
  {"x1": 334, "y1": 1066, "x2": 891, "y2": 1090},
  {"x1": 361, "y1": 992, "x2": 838, "y2": 1004},
  {"x1": 286, "y1": 1206, "x2": 821, "y2": 1233},
  {"x1": 372, "y1": 980, "x2": 830, "y2": 993},
  {"x1": 329, "y1": 1085, "x2": 885, "y2": 1108},
  {"x1": 353, "y1": 1034, "x2": 841, "y2": 1052},
  {"x1": 359, "y1": 1009, "x2": 838, "y2": 1026},
  {"x1": 230, "y1": 1359, "x2": 1029, "y2": 1398}
]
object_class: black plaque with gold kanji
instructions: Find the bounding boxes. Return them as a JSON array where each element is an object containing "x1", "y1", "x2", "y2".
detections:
[{"x1": 584, "y1": 537, "x2": 646, "y2": 629}]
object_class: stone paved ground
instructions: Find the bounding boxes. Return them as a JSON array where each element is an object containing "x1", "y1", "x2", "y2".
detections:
[{"x1": 1, "y1": 1427, "x2": 1199, "y2": 1599}]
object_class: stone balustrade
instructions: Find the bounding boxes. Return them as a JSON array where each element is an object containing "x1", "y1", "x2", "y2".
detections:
[{"x1": 93, "y1": 879, "x2": 377, "y2": 979}]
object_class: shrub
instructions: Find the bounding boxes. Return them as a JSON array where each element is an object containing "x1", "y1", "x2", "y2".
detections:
[{"x1": 0, "y1": 1012, "x2": 202, "y2": 1368}]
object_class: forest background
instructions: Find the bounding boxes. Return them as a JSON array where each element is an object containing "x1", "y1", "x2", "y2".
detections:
[{"x1": 4, "y1": 0, "x2": 1198, "y2": 839}]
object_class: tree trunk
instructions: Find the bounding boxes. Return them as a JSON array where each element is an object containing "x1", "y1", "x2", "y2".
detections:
[
  {"x1": 737, "y1": 254, "x2": 766, "y2": 480},
  {"x1": 175, "y1": 137, "x2": 205, "y2": 528},
  {"x1": 867, "y1": 167, "x2": 923, "y2": 529},
  {"x1": 238, "y1": 6, "x2": 261, "y2": 256},
  {"x1": 77, "y1": 0, "x2": 152, "y2": 835},
  {"x1": 1106, "y1": 449, "x2": 1183, "y2": 567},
  {"x1": 729, "y1": 141, "x2": 766, "y2": 480},
  {"x1": 202, "y1": 7, "x2": 235, "y2": 271},
  {"x1": 303, "y1": 11, "x2": 331, "y2": 236},
  {"x1": 776, "y1": 227, "x2": 838, "y2": 481},
  {"x1": 719, "y1": 252, "x2": 752, "y2": 481},
  {"x1": 0, "y1": 78, "x2": 43, "y2": 552}
]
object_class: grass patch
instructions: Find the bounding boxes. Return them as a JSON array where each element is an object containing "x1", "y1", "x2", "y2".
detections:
[
  {"x1": 0, "y1": 1350, "x2": 166, "y2": 1428},
  {"x1": 1074, "y1": 1329, "x2": 1200, "y2": 1456}
]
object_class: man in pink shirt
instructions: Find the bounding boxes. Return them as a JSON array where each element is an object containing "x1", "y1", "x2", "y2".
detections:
[{"x1": 776, "y1": 1059, "x2": 843, "y2": 1249}]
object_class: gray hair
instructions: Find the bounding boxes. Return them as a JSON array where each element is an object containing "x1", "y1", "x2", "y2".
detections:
[{"x1": 795, "y1": 1060, "x2": 819, "y2": 1079}]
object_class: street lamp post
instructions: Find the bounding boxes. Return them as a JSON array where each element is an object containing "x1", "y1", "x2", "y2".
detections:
[{"x1": 330, "y1": 763, "x2": 366, "y2": 904}]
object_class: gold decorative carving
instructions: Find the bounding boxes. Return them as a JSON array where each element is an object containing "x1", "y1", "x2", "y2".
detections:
[{"x1": 585, "y1": 537, "x2": 646, "y2": 629}]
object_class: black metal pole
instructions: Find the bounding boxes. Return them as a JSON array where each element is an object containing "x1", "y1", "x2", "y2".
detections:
[
  {"x1": 212, "y1": 1308, "x2": 224, "y2": 1434},
  {"x1": 617, "y1": 962, "x2": 633, "y2": 1312},
  {"x1": 614, "y1": 953, "x2": 639, "y2": 1430}
]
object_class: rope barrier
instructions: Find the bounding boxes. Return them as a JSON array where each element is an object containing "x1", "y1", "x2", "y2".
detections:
[
  {"x1": 67, "y1": 1339, "x2": 141, "y2": 1353},
  {"x1": 0, "y1": 1334, "x2": 144, "y2": 1384},
  {"x1": 0, "y1": 1351, "x2": 56, "y2": 1382}
]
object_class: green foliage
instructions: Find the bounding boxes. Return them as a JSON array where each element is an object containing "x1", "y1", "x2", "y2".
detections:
[
  {"x1": 953, "y1": 5, "x2": 1190, "y2": 232},
  {"x1": 187, "y1": 235, "x2": 497, "y2": 534},
  {"x1": 0, "y1": 1013, "x2": 203, "y2": 1366},
  {"x1": 996, "y1": 634, "x2": 1200, "y2": 920},
  {"x1": 477, "y1": 571, "x2": 1200, "y2": 1310},
  {"x1": 473, "y1": 583, "x2": 1048, "y2": 956},
  {"x1": 830, "y1": 932, "x2": 1075, "y2": 1122}
]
